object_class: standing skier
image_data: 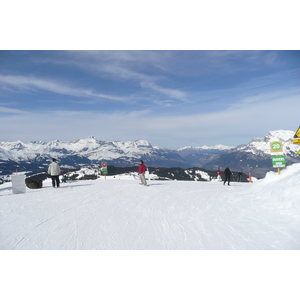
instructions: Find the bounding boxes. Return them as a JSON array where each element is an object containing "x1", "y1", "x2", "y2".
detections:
[
  {"x1": 217, "y1": 169, "x2": 222, "y2": 182},
  {"x1": 138, "y1": 160, "x2": 147, "y2": 186},
  {"x1": 223, "y1": 166, "x2": 232, "y2": 186},
  {"x1": 48, "y1": 158, "x2": 61, "y2": 188}
]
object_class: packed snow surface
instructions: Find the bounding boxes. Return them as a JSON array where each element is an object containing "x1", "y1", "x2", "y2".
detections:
[{"x1": 1, "y1": 164, "x2": 300, "y2": 250}]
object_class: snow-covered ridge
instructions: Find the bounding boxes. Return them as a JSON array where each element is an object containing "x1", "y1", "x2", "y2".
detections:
[
  {"x1": 232, "y1": 130, "x2": 297, "y2": 156},
  {"x1": 0, "y1": 138, "x2": 156, "y2": 161},
  {"x1": 0, "y1": 130, "x2": 298, "y2": 171},
  {"x1": 177, "y1": 144, "x2": 234, "y2": 151}
]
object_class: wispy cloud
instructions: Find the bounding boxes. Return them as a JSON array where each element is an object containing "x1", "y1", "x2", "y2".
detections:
[
  {"x1": 140, "y1": 81, "x2": 187, "y2": 102},
  {"x1": 0, "y1": 75, "x2": 126, "y2": 101},
  {"x1": 34, "y1": 51, "x2": 190, "y2": 103},
  {"x1": 0, "y1": 106, "x2": 27, "y2": 114}
]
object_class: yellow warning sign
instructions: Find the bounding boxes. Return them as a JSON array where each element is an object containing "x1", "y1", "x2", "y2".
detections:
[
  {"x1": 298, "y1": 150, "x2": 300, "y2": 155},
  {"x1": 294, "y1": 126, "x2": 300, "y2": 138},
  {"x1": 293, "y1": 138, "x2": 300, "y2": 144}
]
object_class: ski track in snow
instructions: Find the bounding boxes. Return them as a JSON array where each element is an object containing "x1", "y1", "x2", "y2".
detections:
[{"x1": 1, "y1": 165, "x2": 300, "y2": 250}]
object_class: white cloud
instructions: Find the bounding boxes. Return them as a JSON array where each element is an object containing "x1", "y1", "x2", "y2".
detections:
[{"x1": 1, "y1": 93, "x2": 298, "y2": 148}]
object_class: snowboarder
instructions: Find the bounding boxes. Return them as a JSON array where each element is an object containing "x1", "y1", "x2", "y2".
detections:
[
  {"x1": 48, "y1": 158, "x2": 60, "y2": 188},
  {"x1": 217, "y1": 169, "x2": 222, "y2": 182},
  {"x1": 138, "y1": 160, "x2": 147, "y2": 186},
  {"x1": 223, "y1": 166, "x2": 232, "y2": 186}
]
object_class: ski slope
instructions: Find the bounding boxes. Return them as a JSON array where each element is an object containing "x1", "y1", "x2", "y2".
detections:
[{"x1": 1, "y1": 164, "x2": 300, "y2": 250}]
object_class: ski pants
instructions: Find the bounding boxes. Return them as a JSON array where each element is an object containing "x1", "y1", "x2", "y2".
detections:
[
  {"x1": 224, "y1": 176, "x2": 230, "y2": 185},
  {"x1": 51, "y1": 175, "x2": 60, "y2": 187},
  {"x1": 139, "y1": 173, "x2": 147, "y2": 185}
]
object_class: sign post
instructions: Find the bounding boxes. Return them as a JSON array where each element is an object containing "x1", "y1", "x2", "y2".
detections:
[
  {"x1": 101, "y1": 162, "x2": 108, "y2": 179},
  {"x1": 270, "y1": 141, "x2": 284, "y2": 175}
]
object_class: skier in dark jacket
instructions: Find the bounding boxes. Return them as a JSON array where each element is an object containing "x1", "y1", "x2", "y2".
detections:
[{"x1": 223, "y1": 166, "x2": 232, "y2": 186}]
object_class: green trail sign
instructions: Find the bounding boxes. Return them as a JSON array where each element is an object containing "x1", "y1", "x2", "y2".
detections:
[
  {"x1": 272, "y1": 156, "x2": 286, "y2": 168},
  {"x1": 101, "y1": 161, "x2": 108, "y2": 176}
]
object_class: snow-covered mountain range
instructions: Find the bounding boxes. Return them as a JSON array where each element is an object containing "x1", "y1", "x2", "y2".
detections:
[
  {"x1": 0, "y1": 137, "x2": 189, "y2": 174},
  {"x1": 0, "y1": 130, "x2": 299, "y2": 177}
]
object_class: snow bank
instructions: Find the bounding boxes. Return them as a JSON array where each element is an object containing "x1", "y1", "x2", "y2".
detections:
[{"x1": 252, "y1": 163, "x2": 300, "y2": 213}]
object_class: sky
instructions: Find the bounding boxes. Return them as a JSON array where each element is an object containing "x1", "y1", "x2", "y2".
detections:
[
  {"x1": 1, "y1": 50, "x2": 300, "y2": 149},
  {"x1": 1, "y1": 1, "x2": 300, "y2": 149}
]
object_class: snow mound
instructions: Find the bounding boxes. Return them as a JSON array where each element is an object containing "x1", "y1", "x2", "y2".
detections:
[{"x1": 251, "y1": 163, "x2": 300, "y2": 213}]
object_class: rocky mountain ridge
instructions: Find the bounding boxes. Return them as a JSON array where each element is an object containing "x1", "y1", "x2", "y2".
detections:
[
  {"x1": 0, "y1": 137, "x2": 190, "y2": 174},
  {"x1": 0, "y1": 130, "x2": 299, "y2": 178}
]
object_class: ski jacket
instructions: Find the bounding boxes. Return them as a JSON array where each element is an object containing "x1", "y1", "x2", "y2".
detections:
[
  {"x1": 138, "y1": 163, "x2": 146, "y2": 174},
  {"x1": 48, "y1": 162, "x2": 60, "y2": 176},
  {"x1": 224, "y1": 167, "x2": 231, "y2": 177}
]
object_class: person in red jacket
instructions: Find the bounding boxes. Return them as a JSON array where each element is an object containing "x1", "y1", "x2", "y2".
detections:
[
  {"x1": 217, "y1": 169, "x2": 222, "y2": 182},
  {"x1": 138, "y1": 160, "x2": 147, "y2": 185}
]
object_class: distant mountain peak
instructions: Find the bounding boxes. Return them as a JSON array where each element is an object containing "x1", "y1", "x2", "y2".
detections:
[
  {"x1": 264, "y1": 130, "x2": 294, "y2": 141},
  {"x1": 234, "y1": 130, "x2": 296, "y2": 156},
  {"x1": 177, "y1": 144, "x2": 233, "y2": 151}
]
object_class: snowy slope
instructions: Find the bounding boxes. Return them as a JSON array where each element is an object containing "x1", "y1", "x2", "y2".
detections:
[{"x1": 1, "y1": 163, "x2": 299, "y2": 250}]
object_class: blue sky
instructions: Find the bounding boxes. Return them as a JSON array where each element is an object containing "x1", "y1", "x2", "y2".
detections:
[{"x1": 0, "y1": 50, "x2": 300, "y2": 149}]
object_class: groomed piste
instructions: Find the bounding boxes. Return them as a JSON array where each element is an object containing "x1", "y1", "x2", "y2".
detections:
[{"x1": 1, "y1": 164, "x2": 299, "y2": 250}]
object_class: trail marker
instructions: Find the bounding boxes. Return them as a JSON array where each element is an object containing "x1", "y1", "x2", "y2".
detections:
[
  {"x1": 272, "y1": 156, "x2": 286, "y2": 168},
  {"x1": 270, "y1": 141, "x2": 283, "y2": 154},
  {"x1": 101, "y1": 161, "x2": 108, "y2": 179},
  {"x1": 270, "y1": 142, "x2": 285, "y2": 175}
]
